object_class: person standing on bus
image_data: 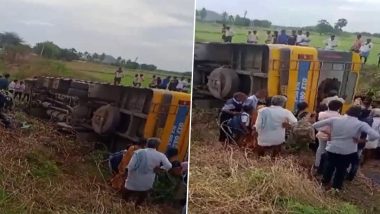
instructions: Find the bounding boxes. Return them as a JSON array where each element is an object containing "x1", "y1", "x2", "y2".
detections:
[
  {"x1": 265, "y1": 31, "x2": 272, "y2": 44},
  {"x1": 225, "y1": 27, "x2": 234, "y2": 43},
  {"x1": 277, "y1": 30, "x2": 288, "y2": 44},
  {"x1": 288, "y1": 30, "x2": 297, "y2": 45},
  {"x1": 114, "y1": 67, "x2": 124, "y2": 85},
  {"x1": 360, "y1": 38, "x2": 373, "y2": 64},
  {"x1": 351, "y1": 34, "x2": 363, "y2": 53},
  {"x1": 299, "y1": 32, "x2": 311, "y2": 46},
  {"x1": 272, "y1": 31, "x2": 279, "y2": 44},
  {"x1": 325, "y1": 35, "x2": 338, "y2": 50},
  {"x1": 247, "y1": 31, "x2": 258, "y2": 44}
]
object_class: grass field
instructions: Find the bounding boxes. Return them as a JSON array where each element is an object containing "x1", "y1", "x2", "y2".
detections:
[
  {"x1": 0, "y1": 58, "x2": 191, "y2": 89},
  {"x1": 189, "y1": 109, "x2": 380, "y2": 214},
  {"x1": 195, "y1": 21, "x2": 380, "y2": 66}
]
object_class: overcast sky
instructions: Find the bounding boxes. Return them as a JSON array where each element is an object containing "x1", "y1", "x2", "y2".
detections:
[
  {"x1": 1, "y1": 0, "x2": 195, "y2": 72},
  {"x1": 197, "y1": 0, "x2": 380, "y2": 33}
]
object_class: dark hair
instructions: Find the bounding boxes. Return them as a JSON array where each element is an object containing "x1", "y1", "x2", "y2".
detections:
[
  {"x1": 14, "y1": 79, "x2": 18, "y2": 82},
  {"x1": 265, "y1": 96, "x2": 272, "y2": 106},
  {"x1": 346, "y1": 106, "x2": 362, "y2": 118},
  {"x1": 297, "y1": 102, "x2": 308, "y2": 111},
  {"x1": 253, "y1": 30, "x2": 257, "y2": 34},
  {"x1": 363, "y1": 97, "x2": 373, "y2": 105},
  {"x1": 248, "y1": 31, "x2": 251, "y2": 33},
  {"x1": 4, "y1": 74, "x2": 9, "y2": 78},
  {"x1": 171, "y1": 160, "x2": 182, "y2": 168},
  {"x1": 147, "y1": 138, "x2": 161, "y2": 148},
  {"x1": 153, "y1": 75, "x2": 156, "y2": 78},
  {"x1": 166, "y1": 147, "x2": 178, "y2": 159},
  {"x1": 243, "y1": 105, "x2": 253, "y2": 113},
  {"x1": 318, "y1": 104, "x2": 328, "y2": 112},
  {"x1": 328, "y1": 90, "x2": 338, "y2": 97},
  {"x1": 328, "y1": 100, "x2": 343, "y2": 111},
  {"x1": 135, "y1": 74, "x2": 138, "y2": 77}
]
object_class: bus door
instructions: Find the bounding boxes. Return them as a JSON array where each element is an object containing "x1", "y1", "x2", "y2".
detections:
[{"x1": 316, "y1": 51, "x2": 355, "y2": 111}]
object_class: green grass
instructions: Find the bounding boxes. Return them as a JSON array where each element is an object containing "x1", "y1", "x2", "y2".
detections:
[
  {"x1": 281, "y1": 199, "x2": 360, "y2": 214},
  {"x1": 26, "y1": 151, "x2": 59, "y2": 178},
  {"x1": 0, "y1": 58, "x2": 191, "y2": 89},
  {"x1": 195, "y1": 21, "x2": 380, "y2": 66}
]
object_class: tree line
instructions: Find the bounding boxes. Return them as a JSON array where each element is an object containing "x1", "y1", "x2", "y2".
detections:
[{"x1": 0, "y1": 32, "x2": 157, "y2": 71}]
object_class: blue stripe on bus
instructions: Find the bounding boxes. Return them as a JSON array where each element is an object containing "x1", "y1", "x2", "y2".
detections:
[{"x1": 295, "y1": 61, "x2": 311, "y2": 111}]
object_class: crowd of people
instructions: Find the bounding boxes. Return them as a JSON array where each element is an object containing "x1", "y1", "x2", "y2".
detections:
[
  {"x1": 221, "y1": 25, "x2": 377, "y2": 65},
  {"x1": 113, "y1": 67, "x2": 191, "y2": 92},
  {"x1": 0, "y1": 74, "x2": 30, "y2": 103},
  {"x1": 219, "y1": 89, "x2": 380, "y2": 192},
  {"x1": 108, "y1": 138, "x2": 188, "y2": 212}
]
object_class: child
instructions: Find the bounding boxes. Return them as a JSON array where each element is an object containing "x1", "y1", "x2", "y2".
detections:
[
  {"x1": 14, "y1": 81, "x2": 25, "y2": 101},
  {"x1": 228, "y1": 105, "x2": 253, "y2": 140},
  {"x1": 132, "y1": 74, "x2": 139, "y2": 87}
]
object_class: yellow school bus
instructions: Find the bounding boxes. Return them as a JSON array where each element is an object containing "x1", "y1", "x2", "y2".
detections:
[
  {"x1": 145, "y1": 90, "x2": 191, "y2": 161},
  {"x1": 193, "y1": 42, "x2": 362, "y2": 113},
  {"x1": 28, "y1": 77, "x2": 191, "y2": 161}
]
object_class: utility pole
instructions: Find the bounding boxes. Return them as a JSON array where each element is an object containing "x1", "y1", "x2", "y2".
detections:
[{"x1": 40, "y1": 44, "x2": 45, "y2": 56}]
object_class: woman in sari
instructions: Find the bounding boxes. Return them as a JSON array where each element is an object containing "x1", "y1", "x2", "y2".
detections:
[{"x1": 110, "y1": 139, "x2": 146, "y2": 192}]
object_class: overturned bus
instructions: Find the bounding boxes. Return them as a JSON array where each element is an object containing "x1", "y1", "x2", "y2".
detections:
[
  {"x1": 193, "y1": 42, "x2": 362, "y2": 112},
  {"x1": 24, "y1": 77, "x2": 190, "y2": 161}
]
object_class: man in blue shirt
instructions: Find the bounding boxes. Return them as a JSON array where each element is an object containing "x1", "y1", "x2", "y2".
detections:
[
  {"x1": 312, "y1": 106, "x2": 380, "y2": 190},
  {"x1": 0, "y1": 74, "x2": 10, "y2": 90},
  {"x1": 277, "y1": 30, "x2": 289, "y2": 44}
]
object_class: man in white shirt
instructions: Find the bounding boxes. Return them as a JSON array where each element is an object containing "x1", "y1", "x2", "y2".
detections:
[
  {"x1": 325, "y1": 35, "x2": 338, "y2": 50},
  {"x1": 296, "y1": 30, "x2": 305, "y2": 45},
  {"x1": 225, "y1": 27, "x2": 234, "y2": 43},
  {"x1": 254, "y1": 95, "x2": 298, "y2": 157},
  {"x1": 247, "y1": 30, "x2": 258, "y2": 44},
  {"x1": 360, "y1": 38, "x2": 373, "y2": 64},
  {"x1": 114, "y1": 67, "x2": 123, "y2": 85},
  {"x1": 8, "y1": 79, "x2": 17, "y2": 94},
  {"x1": 123, "y1": 138, "x2": 172, "y2": 207},
  {"x1": 176, "y1": 77, "x2": 186, "y2": 91}
]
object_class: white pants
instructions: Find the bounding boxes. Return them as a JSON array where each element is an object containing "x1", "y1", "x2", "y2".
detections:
[{"x1": 315, "y1": 139, "x2": 327, "y2": 167}]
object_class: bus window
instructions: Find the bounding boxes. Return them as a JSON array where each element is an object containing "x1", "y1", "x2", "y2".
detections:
[{"x1": 343, "y1": 72, "x2": 358, "y2": 103}]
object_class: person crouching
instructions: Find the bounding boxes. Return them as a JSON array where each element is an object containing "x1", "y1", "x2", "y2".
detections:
[
  {"x1": 227, "y1": 105, "x2": 253, "y2": 144},
  {"x1": 123, "y1": 138, "x2": 172, "y2": 208}
]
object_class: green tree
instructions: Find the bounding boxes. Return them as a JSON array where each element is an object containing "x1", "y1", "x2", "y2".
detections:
[
  {"x1": 0, "y1": 32, "x2": 23, "y2": 48},
  {"x1": 92, "y1": 53, "x2": 99, "y2": 61},
  {"x1": 222, "y1": 11, "x2": 228, "y2": 24},
  {"x1": 228, "y1": 15, "x2": 234, "y2": 24},
  {"x1": 316, "y1": 19, "x2": 334, "y2": 35},
  {"x1": 334, "y1": 18, "x2": 348, "y2": 32},
  {"x1": 200, "y1": 8, "x2": 207, "y2": 21},
  {"x1": 100, "y1": 53, "x2": 106, "y2": 61},
  {"x1": 33, "y1": 41, "x2": 61, "y2": 58}
]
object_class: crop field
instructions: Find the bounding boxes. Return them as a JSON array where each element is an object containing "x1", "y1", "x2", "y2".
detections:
[{"x1": 195, "y1": 22, "x2": 380, "y2": 66}]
